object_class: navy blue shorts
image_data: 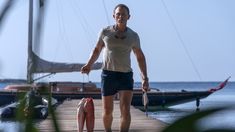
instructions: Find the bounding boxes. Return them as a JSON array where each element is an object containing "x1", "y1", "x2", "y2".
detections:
[{"x1": 101, "y1": 70, "x2": 134, "y2": 96}]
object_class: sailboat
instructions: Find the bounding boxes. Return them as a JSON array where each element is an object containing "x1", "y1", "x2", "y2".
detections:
[
  {"x1": 0, "y1": 77, "x2": 231, "y2": 108},
  {"x1": 0, "y1": 1, "x2": 230, "y2": 109}
]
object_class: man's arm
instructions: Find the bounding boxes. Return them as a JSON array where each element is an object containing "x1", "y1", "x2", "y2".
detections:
[
  {"x1": 81, "y1": 40, "x2": 104, "y2": 74},
  {"x1": 133, "y1": 47, "x2": 149, "y2": 91}
]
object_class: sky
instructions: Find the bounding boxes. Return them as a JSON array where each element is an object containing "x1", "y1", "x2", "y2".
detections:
[{"x1": 0, "y1": 0, "x2": 234, "y2": 82}]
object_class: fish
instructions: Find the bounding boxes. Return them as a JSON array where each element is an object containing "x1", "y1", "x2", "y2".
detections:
[
  {"x1": 142, "y1": 92, "x2": 149, "y2": 116},
  {"x1": 84, "y1": 98, "x2": 95, "y2": 132},
  {"x1": 77, "y1": 98, "x2": 86, "y2": 132},
  {"x1": 77, "y1": 98, "x2": 95, "y2": 132}
]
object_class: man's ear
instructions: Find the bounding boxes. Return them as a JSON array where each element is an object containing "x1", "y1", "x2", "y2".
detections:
[{"x1": 128, "y1": 15, "x2": 131, "y2": 19}]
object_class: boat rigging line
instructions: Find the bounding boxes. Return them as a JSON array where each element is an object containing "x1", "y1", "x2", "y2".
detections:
[
  {"x1": 102, "y1": 0, "x2": 111, "y2": 25},
  {"x1": 70, "y1": 0, "x2": 96, "y2": 42},
  {"x1": 0, "y1": 0, "x2": 15, "y2": 31},
  {"x1": 34, "y1": 0, "x2": 47, "y2": 56},
  {"x1": 54, "y1": 0, "x2": 75, "y2": 62},
  {"x1": 33, "y1": 73, "x2": 55, "y2": 82},
  {"x1": 161, "y1": 0, "x2": 202, "y2": 81}
]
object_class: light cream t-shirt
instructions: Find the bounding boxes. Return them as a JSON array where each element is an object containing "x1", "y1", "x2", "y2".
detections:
[{"x1": 98, "y1": 25, "x2": 141, "y2": 72}]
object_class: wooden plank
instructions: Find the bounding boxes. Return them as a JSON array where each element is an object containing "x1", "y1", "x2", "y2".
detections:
[{"x1": 37, "y1": 99, "x2": 166, "y2": 132}]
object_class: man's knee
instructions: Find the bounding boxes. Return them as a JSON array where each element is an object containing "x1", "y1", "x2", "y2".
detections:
[
  {"x1": 103, "y1": 108, "x2": 113, "y2": 116},
  {"x1": 120, "y1": 103, "x2": 130, "y2": 113}
]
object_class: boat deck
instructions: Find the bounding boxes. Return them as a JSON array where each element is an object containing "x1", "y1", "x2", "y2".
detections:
[{"x1": 36, "y1": 99, "x2": 167, "y2": 132}]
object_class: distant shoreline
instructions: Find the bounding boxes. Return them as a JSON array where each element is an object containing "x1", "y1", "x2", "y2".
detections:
[
  {"x1": 0, "y1": 79, "x2": 27, "y2": 83},
  {"x1": 0, "y1": 79, "x2": 233, "y2": 84}
]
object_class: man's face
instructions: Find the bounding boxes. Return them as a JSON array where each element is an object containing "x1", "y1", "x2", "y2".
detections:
[{"x1": 113, "y1": 7, "x2": 130, "y2": 25}]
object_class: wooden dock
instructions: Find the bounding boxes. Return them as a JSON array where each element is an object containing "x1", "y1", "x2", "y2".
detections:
[{"x1": 37, "y1": 99, "x2": 166, "y2": 132}]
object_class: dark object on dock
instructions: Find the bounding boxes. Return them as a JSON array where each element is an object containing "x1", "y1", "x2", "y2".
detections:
[
  {"x1": 0, "y1": 102, "x2": 48, "y2": 119},
  {"x1": 0, "y1": 90, "x2": 56, "y2": 119}
]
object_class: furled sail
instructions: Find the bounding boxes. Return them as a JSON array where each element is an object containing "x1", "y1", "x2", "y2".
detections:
[
  {"x1": 31, "y1": 52, "x2": 102, "y2": 74},
  {"x1": 26, "y1": 0, "x2": 102, "y2": 83}
]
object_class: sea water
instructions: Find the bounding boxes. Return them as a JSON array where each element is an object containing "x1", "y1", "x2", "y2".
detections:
[
  {"x1": 147, "y1": 82, "x2": 235, "y2": 131},
  {"x1": 0, "y1": 81, "x2": 235, "y2": 131}
]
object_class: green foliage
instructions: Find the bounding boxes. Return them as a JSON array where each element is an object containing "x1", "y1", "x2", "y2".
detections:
[
  {"x1": 15, "y1": 91, "x2": 40, "y2": 132},
  {"x1": 14, "y1": 88, "x2": 60, "y2": 132},
  {"x1": 48, "y1": 87, "x2": 60, "y2": 132}
]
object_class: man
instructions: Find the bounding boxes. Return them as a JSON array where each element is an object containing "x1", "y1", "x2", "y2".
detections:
[{"x1": 81, "y1": 4, "x2": 149, "y2": 132}]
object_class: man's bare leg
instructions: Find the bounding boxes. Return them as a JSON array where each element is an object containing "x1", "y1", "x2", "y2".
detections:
[
  {"x1": 102, "y1": 95, "x2": 114, "y2": 132},
  {"x1": 119, "y1": 90, "x2": 133, "y2": 132}
]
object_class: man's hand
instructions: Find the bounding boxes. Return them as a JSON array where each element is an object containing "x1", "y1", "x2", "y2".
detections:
[
  {"x1": 81, "y1": 64, "x2": 91, "y2": 74},
  {"x1": 142, "y1": 79, "x2": 149, "y2": 92}
]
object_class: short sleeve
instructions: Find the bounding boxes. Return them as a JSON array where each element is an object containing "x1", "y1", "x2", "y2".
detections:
[
  {"x1": 133, "y1": 33, "x2": 141, "y2": 49},
  {"x1": 97, "y1": 28, "x2": 105, "y2": 42}
]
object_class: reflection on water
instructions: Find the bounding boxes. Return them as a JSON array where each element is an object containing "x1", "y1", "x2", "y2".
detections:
[
  {"x1": 149, "y1": 96, "x2": 235, "y2": 130},
  {"x1": 0, "y1": 120, "x2": 24, "y2": 132}
]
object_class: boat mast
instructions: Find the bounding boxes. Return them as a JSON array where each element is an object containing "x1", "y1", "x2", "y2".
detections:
[{"x1": 27, "y1": 0, "x2": 34, "y2": 83}]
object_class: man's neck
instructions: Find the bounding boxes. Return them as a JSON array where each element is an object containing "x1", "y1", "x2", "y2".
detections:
[{"x1": 115, "y1": 24, "x2": 127, "y2": 32}]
